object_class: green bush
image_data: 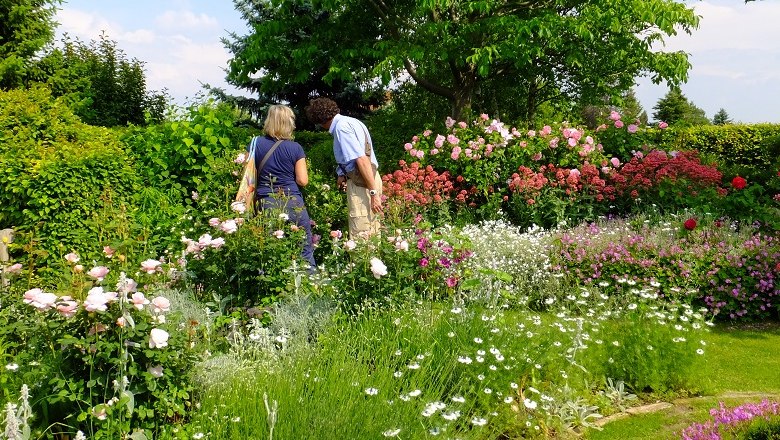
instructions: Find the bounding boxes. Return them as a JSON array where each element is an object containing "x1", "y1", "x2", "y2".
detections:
[
  {"x1": 664, "y1": 123, "x2": 780, "y2": 167},
  {"x1": 0, "y1": 87, "x2": 140, "y2": 277}
]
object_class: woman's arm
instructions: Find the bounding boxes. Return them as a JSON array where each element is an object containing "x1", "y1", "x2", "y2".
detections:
[{"x1": 295, "y1": 158, "x2": 309, "y2": 187}]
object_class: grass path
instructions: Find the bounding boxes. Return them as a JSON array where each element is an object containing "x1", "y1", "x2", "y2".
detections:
[{"x1": 586, "y1": 322, "x2": 780, "y2": 439}]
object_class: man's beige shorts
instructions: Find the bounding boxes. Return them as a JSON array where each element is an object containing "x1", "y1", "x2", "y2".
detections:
[{"x1": 346, "y1": 170, "x2": 382, "y2": 238}]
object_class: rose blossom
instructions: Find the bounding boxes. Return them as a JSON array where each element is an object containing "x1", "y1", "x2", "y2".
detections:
[
  {"x1": 140, "y1": 259, "x2": 162, "y2": 274},
  {"x1": 130, "y1": 292, "x2": 150, "y2": 310},
  {"x1": 370, "y1": 257, "x2": 388, "y2": 279},
  {"x1": 64, "y1": 252, "x2": 80, "y2": 263},
  {"x1": 5, "y1": 263, "x2": 22, "y2": 274},
  {"x1": 151, "y1": 296, "x2": 171, "y2": 313},
  {"x1": 731, "y1": 176, "x2": 747, "y2": 190},
  {"x1": 149, "y1": 328, "x2": 170, "y2": 349},
  {"x1": 220, "y1": 219, "x2": 238, "y2": 234},
  {"x1": 684, "y1": 218, "x2": 697, "y2": 230},
  {"x1": 344, "y1": 240, "x2": 357, "y2": 251},
  {"x1": 87, "y1": 266, "x2": 110, "y2": 281}
]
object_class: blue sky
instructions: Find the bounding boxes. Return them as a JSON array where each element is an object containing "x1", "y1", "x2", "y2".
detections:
[{"x1": 55, "y1": 0, "x2": 779, "y2": 123}]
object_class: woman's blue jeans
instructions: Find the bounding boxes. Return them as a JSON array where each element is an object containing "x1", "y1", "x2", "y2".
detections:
[{"x1": 258, "y1": 194, "x2": 316, "y2": 271}]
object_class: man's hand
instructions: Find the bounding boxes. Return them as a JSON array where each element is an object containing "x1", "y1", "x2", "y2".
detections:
[
  {"x1": 370, "y1": 194, "x2": 383, "y2": 214},
  {"x1": 337, "y1": 175, "x2": 347, "y2": 192}
]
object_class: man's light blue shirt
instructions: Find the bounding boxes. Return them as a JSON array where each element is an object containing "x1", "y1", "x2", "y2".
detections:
[{"x1": 329, "y1": 114, "x2": 379, "y2": 176}]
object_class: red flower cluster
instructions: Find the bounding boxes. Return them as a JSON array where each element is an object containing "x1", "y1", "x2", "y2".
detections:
[
  {"x1": 731, "y1": 176, "x2": 747, "y2": 190},
  {"x1": 606, "y1": 150, "x2": 723, "y2": 196},
  {"x1": 381, "y1": 160, "x2": 458, "y2": 206}
]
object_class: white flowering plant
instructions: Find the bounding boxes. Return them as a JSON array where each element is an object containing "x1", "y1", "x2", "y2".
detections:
[{"x1": 0, "y1": 261, "x2": 200, "y2": 439}]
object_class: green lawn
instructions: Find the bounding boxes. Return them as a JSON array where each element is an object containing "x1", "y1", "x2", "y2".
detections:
[{"x1": 586, "y1": 322, "x2": 780, "y2": 440}]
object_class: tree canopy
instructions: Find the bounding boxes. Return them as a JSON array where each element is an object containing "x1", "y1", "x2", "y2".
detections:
[
  {"x1": 0, "y1": 0, "x2": 61, "y2": 89},
  {"x1": 226, "y1": 0, "x2": 699, "y2": 125},
  {"x1": 652, "y1": 87, "x2": 709, "y2": 126}
]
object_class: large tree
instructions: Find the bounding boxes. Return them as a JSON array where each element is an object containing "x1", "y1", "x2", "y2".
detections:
[
  {"x1": 227, "y1": 0, "x2": 699, "y2": 124},
  {"x1": 0, "y1": 0, "x2": 61, "y2": 89},
  {"x1": 652, "y1": 87, "x2": 709, "y2": 126},
  {"x1": 35, "y1": 33, "x2": 167, "y2": 126}
]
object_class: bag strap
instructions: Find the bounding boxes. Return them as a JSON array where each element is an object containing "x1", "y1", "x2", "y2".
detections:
[
  {"x1": 360, "y1": 126, "x2": 372, "y2": 157},
  {"x1": 257, "y1": 138, "x2": 285, "y2": 175}
]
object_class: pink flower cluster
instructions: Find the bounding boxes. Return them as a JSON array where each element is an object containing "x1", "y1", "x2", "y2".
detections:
[{"x1": 681, "y1": 400, "x2": 780, "y2": 440}]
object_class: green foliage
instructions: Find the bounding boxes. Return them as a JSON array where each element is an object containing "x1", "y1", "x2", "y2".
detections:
[
  {"x1": 176, "y1": 207, "x2": 309, "y2": 311},
  {"x1": 35, "y1": 32, "x2": 168, "y2": 126},
  {"x1": 121, "y1": 101, "x2": 250, "y2": 204},
  {"x1": 665, "y1": 123, "x2": 780, "y2": 167},
  {"x1": 652, "y1": 88, "x2": 710, "y2": 127},
  {"x1": 228, "y1": 0, "x2": 699, "y2": 122},
  {"x1": 0, "y1": 87, "x2": 140, "y2": 277},
  {"x1": 0, "y1": 0, "x2": 60, "y2": 89},
  {"x1": 712, "y1": 108, "x2": 733, "y2": 126},
  {"x1": 0, "y1": 270, "x2": 199, "y2": 439}
]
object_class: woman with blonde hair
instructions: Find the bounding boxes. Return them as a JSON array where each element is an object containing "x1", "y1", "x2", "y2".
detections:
[{"x1": 251, "y1": 104, "x2": 316, "y2": 270}]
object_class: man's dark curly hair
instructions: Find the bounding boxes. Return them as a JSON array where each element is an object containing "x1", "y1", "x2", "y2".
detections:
[{"x1": 305, "y1": 97, "x2": 340, "y2": 125}]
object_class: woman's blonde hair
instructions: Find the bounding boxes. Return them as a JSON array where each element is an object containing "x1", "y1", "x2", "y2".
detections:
[{"x1": 263, "y1": 105, "x2": 296, "y2": 140}]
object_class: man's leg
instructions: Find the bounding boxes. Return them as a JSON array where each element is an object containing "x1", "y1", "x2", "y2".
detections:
[{"x1": 346, "y1": 171, "x2": 382, "y2": 238}]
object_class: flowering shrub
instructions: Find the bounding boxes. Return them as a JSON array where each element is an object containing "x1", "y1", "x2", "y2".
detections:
[
  {"x1": 176, "y1": 205, "x2": 307, "y2": 310},
  {"x1": 1, "y1": 262, "x2": 199, "y2": 438},
  {"x1": 381, "y1": 160, "x2": 462, "y2": 226},
  {"x1": 551, "y1": 216, "x2": 780, "y2": 321},
  {"x1": 680, "y1": 400, "x2": 780, "y2": 440}
]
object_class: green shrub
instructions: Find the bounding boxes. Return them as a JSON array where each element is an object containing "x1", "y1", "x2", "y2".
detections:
[
  {"x1": 0, "y1": 87, "x2": 140, "y2": 278},
  {"x1": 665, "y1": 123, "x2": 780, "y2": 167}
]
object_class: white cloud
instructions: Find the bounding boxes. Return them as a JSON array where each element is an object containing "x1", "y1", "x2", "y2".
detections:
[
  {"x1": 56, "y1": 9, "x2": 120, "y2": 39},
  {"x1": 155, "y1": 10, "x2": 219, "y2": 31}
]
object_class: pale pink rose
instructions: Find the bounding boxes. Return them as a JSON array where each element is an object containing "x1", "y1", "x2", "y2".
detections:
[
  {"x1": 610, "y1": 157, "x2": 621, "y2": 168},
  {"x1": 149, "y1": 328, "x2": 170, "y2": 349},
  {"x1": 395, "y1": 240, "x2": 409, "y2": 252},
  {"x1": 404, "y1": 142, "x2": 413, "y2": 151},
  {"x1": 234, "y1": 217, "x2": 245, "y2": 226},
  {"x1": 23, "y1": 288, "x2": 58, "y2": 311},
  {"x1": 628, "y1": 124, "x2": 638, "y2": 133},
  {"x1": 230, "y1": 201, "x2": 246, "y2": 214},
  {"x1": 87, "y1": 266, "x2": 109, "y2": 281},
  {"x1": 5, "y1": 263, "x2": 22, "y2": 274},
  {"x1": 458, "y1": 121, "x2": 467, "y2": 129},
  {"x1": 527, "y1": 130, "x2": 536, "y2": 137},
  {"x1": 540, "y1": 125, "x2": 552, "y2": 136},
  {"x1": 532, "y1": 152, "x2": 543, "y2": 161},
  {"x1": 408, "y1": 148, "x2": 417, "y2": 157},
  {"x1": 198, "y1": 234, "x2": 213, "y2": 247},
  {"x1": 103, "y1": 246, "x2": 115, "y2": 257},
  {"x1": 569, "y1": 169, "x2": 581, "y2": 177},
  {"x1": 370, "y1": 257, "x2": 388, "y2": 279},
  {"x1": 585, "y1": 136, "x2": 594, "y2": 145},
  {"x1": 131, "y1": 292, "x2": 150, "y2": 310},
  {"x1": 412, "y1": 135, "x2": 419, "y2": 142},
  {"x1": 210, "y1": 237, "x2": 225, "y2": 249},
  {"x1": 116, "y1": 317, "x2": 126, "y2": 327},
  {"x1": 64, "y1": 252, "x2": 80, "y2": 264},
  {"x1": 658, "y1": 121, "x2": 668, "y2": 129},
  {"x1": 451, "y1": 146, "x2": 462, "y2": 160},
  {"x1": 434, "y1": 134, "x2": 445, "y2": 148},
  {"x1": 148, "y1": 365, "x2": 164, "y2": 378},
  {"x1": 430, "y1": 148, "x2": 439, "y2": 155},
  {"x1": 151, "y1": 296, "x2": 171, "y2": 313},
  {"x1": 330, "y1": 230, "x2": 342, "y2": 239},
  {"x1": 344, "y1": 240, "x2": 357, "y2": 251},
  {"x1": 56, "y1": 297, "x2": 79, "y2": 318},
  {"x1": 415, "y1": 150, "x2": 424, "y2": 159},
  {"x1": 234, "y1": 152, "x2": 247, "y2": 164},
  {"x1": 447, "y1": 134, "x2": 459, "y2": 145},
  {"x1": 567, "y1": 137, "x2": 577, "y2": 147},
  {"x1": 614, "y1": 120, "x2": 624, "y2": 128},
  {"x1": 140, "y1": 259, "x2": 162, "y2": 274},
  {"x1": 273, "y1": 230, "x2": 285, "y2": 239},
  {"x1": 221, "y1": 219, "x2": 238, "y2": 234},
  {"x1": 74, "y1": 264, "x2": 84, "y2": 273},
  {"x1": 609, "y1": 110, "x2": 621, "y2": 121},
  {"x1": 445, "y1": 116, "x2": 455, "y2": 128},
  {"x1": 84, "y1": 287, "x2": 109, "y2": 312},
  {"x1": 549, "y1": 138, "x2": 559, "y2": 148},
  {"x1": 423, "y1": 130, "x2": 432, "y2": 137},
  {"x1": 208, "y1": 218, "x2": 221, "y2": 227},
  {"x1": 480, "y1": 113, "x2": 489, "y2": 120}
]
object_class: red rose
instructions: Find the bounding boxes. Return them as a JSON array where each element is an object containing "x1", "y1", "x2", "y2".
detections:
[
  {"x1": 732, "y1": 176, "x2": 747, "y2": 190},
  {"x1": 684, "y1": 218, "x2": 697, "y2": 230}
]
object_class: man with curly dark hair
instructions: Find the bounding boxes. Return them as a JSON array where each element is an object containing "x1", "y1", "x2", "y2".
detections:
[{"x1": 306, "y1": 97, "x2": 382, "y2": 238}]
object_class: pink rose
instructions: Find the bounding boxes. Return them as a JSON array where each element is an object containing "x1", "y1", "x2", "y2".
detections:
[{"x1": 87, "y1": 266, "x2": 110, "y2": 281}]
